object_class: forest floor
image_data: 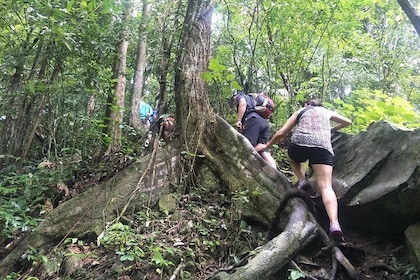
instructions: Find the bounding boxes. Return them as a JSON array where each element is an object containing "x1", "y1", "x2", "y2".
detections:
[
  {"x1": 1, "y1": 154, "x2": 418, "y2": 280},
  {"x1": 295, "y1": 229, "x2": 416, "y2": 280},
  {"x1": 1, "y1": 221, "x2": 415, "y2": 280},
  {"x1": 2, "y1": 195, "x2": 416, "y2": 280}
]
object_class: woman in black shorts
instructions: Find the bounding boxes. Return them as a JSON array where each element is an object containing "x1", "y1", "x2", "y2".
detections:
[{"x1": 256, "y1": 98, "x2": 352, "y2": 242}]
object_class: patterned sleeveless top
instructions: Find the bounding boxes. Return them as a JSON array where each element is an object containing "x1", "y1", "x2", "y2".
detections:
[{"x1": 290, "y1": 106, "x2": 334, "y2": 155}]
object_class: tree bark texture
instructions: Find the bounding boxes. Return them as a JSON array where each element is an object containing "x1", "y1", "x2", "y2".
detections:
[
  {"x1": 158, "y1": 20, "x2": 175, "y2": 115},
  {"x1": 108, "y1": 2, "x2": 133, "y2": 152},
  {"x1": 130, "y1": 0, "x2": 150, "y2": 131},
  {"x1": 172, "y1": 0, "x2": 216, "y2": 192},
  {"x1": 398, "y1": 0, "x2": 420, "y2": 38}
]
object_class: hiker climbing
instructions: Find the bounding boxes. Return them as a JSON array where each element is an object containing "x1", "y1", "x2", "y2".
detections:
[
  {"x1": 232, "y1": 92, "x2": 277, "y2": 168},
  {"x1": 256, "y1": 98, "x2": 352, "y2": 242}
]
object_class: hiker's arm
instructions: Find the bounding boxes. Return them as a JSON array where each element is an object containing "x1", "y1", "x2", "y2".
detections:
[
  {"x1": 268, "y1": 113, "x2": 298, "y2": 146},
  {"x1": 256, "y1": 112, "x2": 299, "y2": 152},
  {"x1": 236, "y1": 98, "x2": 247, "y2": 129},
  {"x1": 330, "y1": 112, "x2": 352, "y2": 131}
]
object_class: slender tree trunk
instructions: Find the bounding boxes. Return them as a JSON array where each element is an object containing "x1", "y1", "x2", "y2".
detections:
[
  {"x1": 21, "y1": 46, "x2": 63, "y2": 159},
  {"x1": 130, "y1": 0, "x2": 150, "y2": 131},
  {"x1": 0, "y1": 34, "x2": 59, "y2": 162},
  {"x1": 398, "y1": 0, "x2": 420, "y2": 38},
  {"x1": 157, "y1": 0, "x2": 183, "y2": 115},
  {"x1": 108, "y1": 1, "x2": 133, "y2": 152},
  {"x1": 158, "y1": 27, "x2": 175, "y2": 115},
  {"x1": 0, "y1": 28, "x2": 35, "y2": 160}
]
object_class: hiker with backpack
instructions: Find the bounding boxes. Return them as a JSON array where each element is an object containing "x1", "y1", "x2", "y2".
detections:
[
  {"x1": 232, "y1": 92, "x2": 277, "y2": 168},
  {"x1": 256, "y1": 98, "x2": 352, "y2": 242}
]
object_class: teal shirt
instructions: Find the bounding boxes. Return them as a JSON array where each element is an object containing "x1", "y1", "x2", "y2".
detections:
[{"x1": 139, "y1": 101, "x2": 152, "y2": 120}]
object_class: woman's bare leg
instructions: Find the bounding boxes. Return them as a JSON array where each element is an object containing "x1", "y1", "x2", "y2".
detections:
[
  {"x1": 289, "y1": 157, "x2": 306, "y2": 181},
  {"x1": 311, "y1": 164, "x2": 339, "y2": 227}
]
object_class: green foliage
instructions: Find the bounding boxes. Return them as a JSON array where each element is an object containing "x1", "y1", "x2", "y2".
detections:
[
  {"x1": 203, "y1": 58, "x2": 243, "y2": 118},
  {"x1": 232, "y1": 189, "x2": 250, "y2": 204},
  {"x1": 150, "y1": 246, "x2": 175, "y2": 268},
  {"x1": 270, "y1": 144, "x2": 291, "y2": 171},
  {"x1": 210, "y1": 0, "x2": 420, "y2": 130},
  {"x1": 101, "y1": 221, "x2": 181, "y2": 271},
  {"x1": 204, "y1": 58, "x2": 242, "y2": 92},
  {"x1": 0, "y1": 158, "x2": 88, "y2": 242},
  {"x1": 332, "y1": 89, "x2": 420, "y2": 132},
  {"x1": 0, "y1": 171, "x2": 49, "y2": 239},
  {"x1": 22, "y1": 246, "x2": 48, "y2": 267},
  {"x1": 94, "y1": 187, "x2": 242, "y2": 278},
  {"x1": 404, "y1": 265, "x2": 420, "y2": 280},
  {"x1": 288, "y1": 269, "x2": 305, "y2": 280},
  {"x1": 101, "y1": 222, "x2": 146, "y2": 262},
  {"x1": 64, "y1": 237, "x2": 87, "y2": 247}
]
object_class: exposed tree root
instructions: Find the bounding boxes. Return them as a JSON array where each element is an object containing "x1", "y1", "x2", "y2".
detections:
[
  {"x1": 211, "y1": 188, "x2": 362, "y2": 280},
  {"x1": 312, "y1": 214, "x2": 362, "y2": 279},
  {"x1": 330, "y1": 256, "x2": 338, "y2": 280}
]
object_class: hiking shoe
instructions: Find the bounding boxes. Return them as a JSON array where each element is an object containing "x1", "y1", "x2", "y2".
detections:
[
  {"x1": 297, "y1": 179, "x2": 311, "y2": 191},
  {"x1": 330, "y1": 224, "x2": 345, "y2": 243}
]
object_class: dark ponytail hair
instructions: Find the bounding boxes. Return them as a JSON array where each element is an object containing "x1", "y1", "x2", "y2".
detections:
[{"x1": 304, "y1": 98, "x2": 323, "y2": 107}]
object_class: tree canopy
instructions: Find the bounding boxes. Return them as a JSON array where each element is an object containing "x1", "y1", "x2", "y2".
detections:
[{"x1": 0, "y1": 0, "x2": 419, "y2": 161}]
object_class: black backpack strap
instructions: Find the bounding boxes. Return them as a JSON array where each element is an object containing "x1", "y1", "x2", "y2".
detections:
[{"x1": 296, "y1": 106, "x2": 313, "y2": 124}]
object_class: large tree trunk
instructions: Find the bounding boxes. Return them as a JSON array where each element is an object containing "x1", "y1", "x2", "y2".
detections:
[{"x1": 173, "y1": 0, "x2": 215, "y2": 192}]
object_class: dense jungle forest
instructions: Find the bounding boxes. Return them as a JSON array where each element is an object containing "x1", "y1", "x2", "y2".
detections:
[{"x1": 1, "y1": 0, "x2": 420, "y2": 279}]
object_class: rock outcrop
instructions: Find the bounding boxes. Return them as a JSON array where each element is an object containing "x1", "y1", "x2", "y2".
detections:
[{"x1": 331, "y1": 121, "x2": 420, "y2": 234}]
